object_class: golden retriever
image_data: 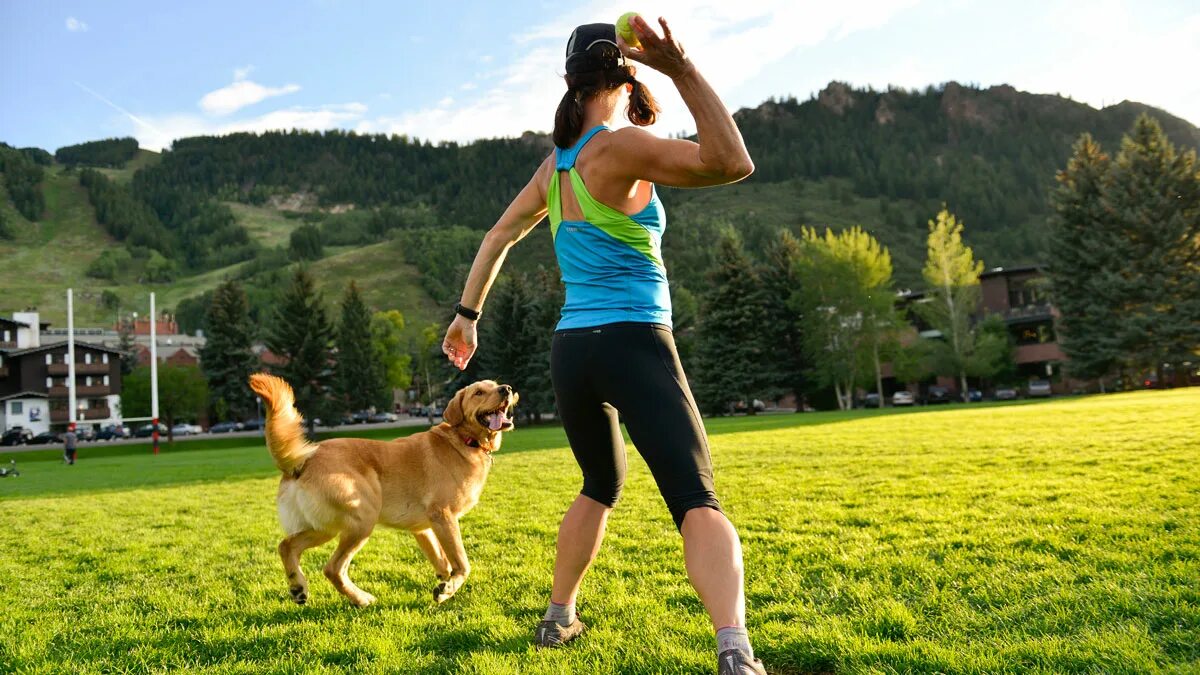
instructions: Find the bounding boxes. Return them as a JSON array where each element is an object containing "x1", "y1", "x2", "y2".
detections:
[{"x1": 248, "y1": 373, "x2": 516, "y2": 607}]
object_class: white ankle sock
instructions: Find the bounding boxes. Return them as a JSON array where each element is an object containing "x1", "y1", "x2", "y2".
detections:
[
  {"x1": 716, "y1": 625, "x2": 753, "y2": 657},
  {"x1": 543, "y1": 600, "x2": 576, "y2": 627}
]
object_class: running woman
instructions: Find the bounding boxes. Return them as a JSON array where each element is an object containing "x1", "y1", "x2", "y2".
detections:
[{"x1": 442, "y1": 15, "x2": 763, "y2": 675}]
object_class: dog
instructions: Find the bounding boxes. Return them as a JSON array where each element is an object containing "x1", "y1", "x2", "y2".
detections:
[{"x1": 248, "y1": 373, "x2": 516, "y2": 607}]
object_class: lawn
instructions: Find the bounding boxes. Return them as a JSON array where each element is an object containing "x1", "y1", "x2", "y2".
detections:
[{"x1": 1, "y1": 390, "x2": 1197, "y2": 674}]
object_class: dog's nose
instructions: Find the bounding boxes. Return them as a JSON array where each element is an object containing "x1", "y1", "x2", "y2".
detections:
[{"x1": 498, "y1": 385, "x2": 512, "y2": 396}]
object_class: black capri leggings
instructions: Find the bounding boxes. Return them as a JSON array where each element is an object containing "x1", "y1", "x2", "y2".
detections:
[{"x1": 550, "y1": 321, "x2": 721, "y2": 530}]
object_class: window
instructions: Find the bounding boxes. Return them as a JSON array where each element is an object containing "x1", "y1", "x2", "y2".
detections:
[
  {"x1": 11, "y1": 401, "x2": 22, "y2": 415},
  {"x1": 85, "y1": 352, "x2": 92, "y2": 365},
  {"x1": 103, "y1": 375, "x2": 110, "y2": 386},
  {"x1": 85, "y1": 376, "x2": 93, "y2": 386},
  {"x1": 2, "y1": 330, "x2": 9, "y2": 341},
  {"x1": 1013, "y1": 321, "x2": 1057, "y2": 345},
  {"x1": 46, "y1": 376, "x2": 52, "y2": 388},
  {"x1": 46, "y1": 353, "x2": 52, "y2": 365},
  {"x1": 102, "y1": 353, "x2": 109, "y2": 364}
]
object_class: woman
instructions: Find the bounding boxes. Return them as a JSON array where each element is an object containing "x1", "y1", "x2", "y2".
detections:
[{"x1": 441, "y1": 15, "x2": 764, "y2": 675}]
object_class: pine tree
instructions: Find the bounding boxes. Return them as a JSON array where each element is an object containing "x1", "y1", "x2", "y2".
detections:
[
  {"x1": 694, "y1": 230, "x2": 770, "y2": 415},
  {"x1": 265, "y1": 267, "x2": 335, "y2": 434},
  {"x1": 1048, "y1": 134, "x2": 1121, "y2": 384},
  {"x1": 1104, "y1": 115, "x2": 1200, "y2": 385},
  {"x1": 335, "y1": 281, "x2": 388, "y2": 413},
  {"x1": 913, "y1": 208, "x2": 987, "y2": 400},
  {"x1": 198, "y1": 280, "x2": 260, "y2": 420},
  {"x1": 116, "y1": 319, "x2": 139, "y2": 376},
  {"x1": 758, "y1": 230, "x2": 809, "y2": 407}
]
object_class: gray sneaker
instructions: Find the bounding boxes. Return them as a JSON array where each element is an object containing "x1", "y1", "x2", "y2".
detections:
[
  {"x1": 534, "y1": 618, "x2": 586, "y2": 648},
  {"x1": 718, "y1": 649, "x2": 766, "y2": 675}
]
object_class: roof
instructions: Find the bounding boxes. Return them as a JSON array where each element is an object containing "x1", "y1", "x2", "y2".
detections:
[
  {"x1": 0, "y1": 391, "x2": 50, "y2": 401},
  {"x1": 980, "y1": 265, "x2": 1044, "y2": 279},
  {"x1": 0, "y1": 317, "x2": 30, "y2": 328},
  {"x1": 0, "y1": 340, "x2": 126, "y2": 357}
]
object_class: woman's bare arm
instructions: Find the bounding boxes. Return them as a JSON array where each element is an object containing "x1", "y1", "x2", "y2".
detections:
[
  {"x1": 612, "y1": 15, "x2": 754, "y2": 188},
  {"x1": 442, "y1": 156, "x2": 552, "y2": 369}
]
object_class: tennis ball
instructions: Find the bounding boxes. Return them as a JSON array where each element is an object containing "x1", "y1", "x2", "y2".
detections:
[{"x1": 616, "y1": 12, "x2": 641, "y2": 48}]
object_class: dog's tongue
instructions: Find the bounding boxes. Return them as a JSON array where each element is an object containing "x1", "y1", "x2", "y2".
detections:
[{"x1": 486, "y1": 410, "x2": 511, "y2": 431}]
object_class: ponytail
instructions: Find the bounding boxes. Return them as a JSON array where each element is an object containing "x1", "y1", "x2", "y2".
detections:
[
  {"x1": 553, "y1": 87, "x2": 586, "y2": 149},
  {"x1": 625, "y1": 75, "x2": 659, "y2": 127}
]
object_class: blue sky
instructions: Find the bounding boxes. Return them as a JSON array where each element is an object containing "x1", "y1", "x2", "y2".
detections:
[{"x1": 2, "y1": 1, "x2": 1198, "y2": 152}]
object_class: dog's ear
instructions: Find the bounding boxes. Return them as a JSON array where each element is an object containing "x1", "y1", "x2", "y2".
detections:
[{"x1": 443, "y1": 388, "x2": 466, "y2": 426}]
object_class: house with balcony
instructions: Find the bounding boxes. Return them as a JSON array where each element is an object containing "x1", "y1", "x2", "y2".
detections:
[{"x1": 0, "y1": 312, "x2": 125, "y2": 436}]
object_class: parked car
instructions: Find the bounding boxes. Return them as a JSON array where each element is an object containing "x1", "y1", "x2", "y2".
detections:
[
  {"x1": 209, "y1": 421, "x2": 243, "y2": 434},
  {"x1": 242, "y1": 418, "x2": 266, "y2": 431},
  {"x1": 994, "y1": 388, "x2": 1018, "y2": 401},
  {"x1": 968, "y1": 389, "x2": 983, "y2": 403},
  {"x1": 369, "y1": 412, "x2": 398, "y2": 423},
  {"x1": 1, "y1": 427, "x2": 34, "y2": 446},
  {"x1": 171, "y1": 423, "x2": 202, "y2": 436},
  {"x1": 74, "y1": 426, "x2": 97, "y2": 442},
  {"x1": 28, "y1": 431, "x2": 63, "y2": 445},
  {"x1": 924, "y1": 386, "x2": 953, "y2": 405},
  {"x1": 97, "y1": 424, "x2": 131, "y2": 440},
  {"x1": 862, "y1": 393, "x2": 881, "y2": 408},
  {"x1": 892, "y1": 391, "x2": 915, "y2": 407},
  {"x1": 134, "y1": 423, "x2": 168, "y2": 438},
  {"x1": 350, "y1": 410, "x2": 372, "y2": 425},
  {"x1": 1027, "y1": 380, "x2": 1052, "y2": 398}
]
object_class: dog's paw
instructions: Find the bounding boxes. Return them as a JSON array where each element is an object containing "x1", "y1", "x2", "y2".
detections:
[
  {"x1": 433, "y1": 577, "x2": 464, "y2": 604},
  {"x1": 350, "y1": 591, "x2": 377, "y2": 608},
  {"x1": 289, "y1": 586, "x2": 308, "y2": 605}
]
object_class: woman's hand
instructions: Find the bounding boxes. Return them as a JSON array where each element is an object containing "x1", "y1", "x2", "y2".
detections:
[
  {"x1": 617, "y1": 15, "x2": 693, "y2": 80},
  {"x1": 442, "y1": 315, "x2": 478, "y2": 371}
]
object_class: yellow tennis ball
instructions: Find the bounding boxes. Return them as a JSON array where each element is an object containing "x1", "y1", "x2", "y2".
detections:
[{"x1": 616, "y1": 12, "x2": 641, "y2": 48}]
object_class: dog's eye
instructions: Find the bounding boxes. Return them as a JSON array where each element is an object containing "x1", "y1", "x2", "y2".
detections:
[{"x1": 474, "y1": 391, "x2": 484, "y2": 396}]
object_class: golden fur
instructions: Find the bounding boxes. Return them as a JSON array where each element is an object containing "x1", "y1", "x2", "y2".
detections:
[{"x1": 248, "y1": 373, "x2": 517, "y2": 607}]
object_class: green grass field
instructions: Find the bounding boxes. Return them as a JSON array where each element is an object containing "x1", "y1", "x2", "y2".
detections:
[{"x1": 1, "y1": 390, "x2": 1197, "y2": 674}]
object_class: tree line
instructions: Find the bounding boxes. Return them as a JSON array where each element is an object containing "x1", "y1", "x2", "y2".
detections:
[
  {"x1": 55, "y1": 137, "x2": 139, "y2": 168},
  {"x1": 1048, "y1": 115, "x2": 1200, "y2": 388}
]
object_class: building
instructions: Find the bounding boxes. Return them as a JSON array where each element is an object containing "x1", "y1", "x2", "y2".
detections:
[{"x1": 0, "y1": 312, "x2": 125, "y2": 436}]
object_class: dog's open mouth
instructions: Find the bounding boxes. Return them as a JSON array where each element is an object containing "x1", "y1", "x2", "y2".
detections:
[{"x1": 479, "y1": 402, "x2": 515, "y2": 432}]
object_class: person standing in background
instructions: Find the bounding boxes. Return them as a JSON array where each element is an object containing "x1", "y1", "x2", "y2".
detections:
[{"x1": 63, "y1": 423, "x2": 78, "y2": 465}]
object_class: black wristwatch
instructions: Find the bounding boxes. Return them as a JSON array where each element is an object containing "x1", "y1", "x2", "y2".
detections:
[{"x1": 454, "y1": 303, "x2": 481, "y2": 321}]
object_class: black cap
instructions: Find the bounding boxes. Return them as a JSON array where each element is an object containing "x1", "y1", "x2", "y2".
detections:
[{"x1": 565, "y1": 23, "x2": 626, "y2": 74}]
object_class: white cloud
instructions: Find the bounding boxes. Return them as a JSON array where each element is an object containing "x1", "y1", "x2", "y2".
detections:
[
  {"x1": 133, "y1": 103, "x2": 368, "y2": 152},
  {"x1": 199, "y1": 72, "x2": 302, "y2": 116},
  {"x1": 65, "y1": 16, "x2": 89, "y2": 32},
  {"x1": 357, "y1": 0, "x2": 923, "y2": 142}
]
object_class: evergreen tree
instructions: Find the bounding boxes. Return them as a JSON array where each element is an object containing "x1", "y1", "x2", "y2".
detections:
[
  {"x1": 265, "y1": 267, "x2": 335, "y2": 434},
  {"x1": 1103, "y1": 115, "x2": 1200, "y2": 385},
  {"x1": 1048, "y1": 134, "x2": 1121, "y2": 383},
  {"x1": 758, "y1": 230, "x2": 809, "y2": 407},
  {"x1": 289, "y1": 224, "x2": 324, "y2": 261},
  {"x1": 477, "y1": 269, "x2": 561, "y2": 423},
  {"x1": 198, "y1": 280, "x2": 259, "y2": 420},
  {"x1": 913, "y1": 209, "x2": 987, "y2": 400},
  {"x1": 335, "y1": 281, "x2": 389, "y2": 412},
  {"x1": 694, "y1": 230, "x2": 770, "y2": 415},
  {"x1": 116, "y1": 320, "x2": 139, "y2": 376}
]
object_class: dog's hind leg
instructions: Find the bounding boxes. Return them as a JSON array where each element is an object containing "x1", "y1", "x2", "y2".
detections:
[
  {"x1": 413, "y1": 528, "x2": 452, "y2": 583},
  {"x1": 323, "y1": 527, "x2": 376, "y2": 607},
  {"x1": 279, "y1": 530, "x2": 333, "y2": 605},
  {"x1": 429, "y1": 511, "x2": 470, "y2": 604}
]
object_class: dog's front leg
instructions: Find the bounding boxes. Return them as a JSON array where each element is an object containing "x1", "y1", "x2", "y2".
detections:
[{"x1": 428, "y1": 510, "x2": 470, "y2": 604}]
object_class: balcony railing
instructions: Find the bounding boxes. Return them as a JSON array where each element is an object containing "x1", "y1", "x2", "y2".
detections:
[
  {"x1": 50, "y1": 407, "x2": 112, "y2": 422},
  {"x1": 47, "y1": 362, "x2": 111, "y2": 376},
  {"x1": 1004, "y1": 303, "x2": 1054, "y2": 321},
  {"x1": 48, "y1": 385, "x2": 111, "y2": 397}
]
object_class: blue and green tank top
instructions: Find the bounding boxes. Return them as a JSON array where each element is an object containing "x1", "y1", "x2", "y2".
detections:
[{"x1": 547, "y1": 125, "x2": 672, "y2": 330}]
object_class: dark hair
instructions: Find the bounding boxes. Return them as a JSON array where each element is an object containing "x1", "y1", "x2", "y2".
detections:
[{"x1": 553, "y1": 45, "x2": 659, "y2": 149}]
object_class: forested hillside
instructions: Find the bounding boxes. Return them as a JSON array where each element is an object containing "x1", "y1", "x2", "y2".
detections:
[{"x1": 2, "y1": 81, "x2": 1197, "y2": 333}]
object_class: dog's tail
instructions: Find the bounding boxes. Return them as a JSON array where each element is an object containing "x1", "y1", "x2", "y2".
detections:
[{"x1": 248, "y1": 373, "x2": 318, "y2": 475}]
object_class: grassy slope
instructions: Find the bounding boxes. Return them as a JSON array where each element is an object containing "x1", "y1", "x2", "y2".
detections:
[
  {"x1": 1, "y1": 390, "x2": 1196, "y2": 673},
  {"x1": 94, "y1": 148, "x2": 161, "y2": 184},
  {"x1": 0, "y1": 164, "x2": 440, "y2": 332}
]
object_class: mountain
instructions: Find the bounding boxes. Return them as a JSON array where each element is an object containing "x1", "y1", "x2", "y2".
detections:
[{"x1": 2, "y1": 81, "x2": 1197, "y2": 333}]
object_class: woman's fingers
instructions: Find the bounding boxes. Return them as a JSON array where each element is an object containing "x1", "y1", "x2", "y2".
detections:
[
  {"x1": 631, "y1": 14, "x2": 661, "y2": 49},
  {"x1": 616, "y1": 34, "x2": 647, "y2": 63}
]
